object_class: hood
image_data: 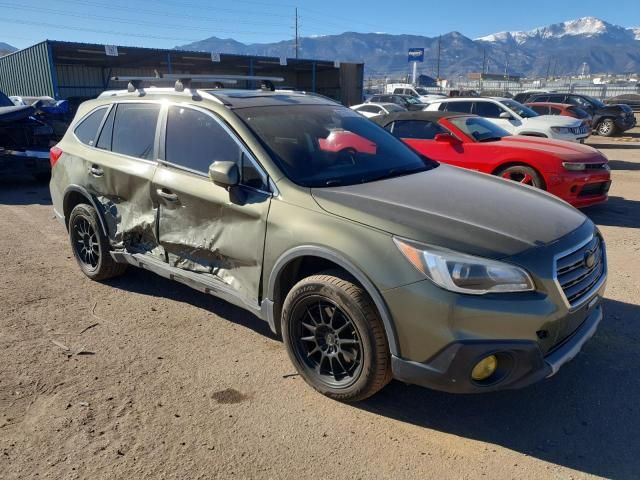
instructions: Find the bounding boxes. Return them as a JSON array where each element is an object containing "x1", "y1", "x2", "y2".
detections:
[
  {"x1": 601, "y1": 103, "x2": 632, "y2": 113},
  {"x1": 312, "y1": 165, "x2": 587, "y2": 259},
  {"x1": 523, "y1": 115, "x2": 583, "y2": 128},
  {"x1": 497, "y1": 136, "x2": 607, "y2": 162}
]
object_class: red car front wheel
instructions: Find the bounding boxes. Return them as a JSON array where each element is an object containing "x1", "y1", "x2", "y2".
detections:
[{"x1": 496, "y1": 165, "x2": 544, "y2": 189}]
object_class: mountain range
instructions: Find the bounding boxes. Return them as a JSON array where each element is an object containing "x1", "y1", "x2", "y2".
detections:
[
  {"x1": 178, "y1": 17, "x2": 640, "y2": 78},
  {"x1": 0, "y1": 42, "x2": 17, "y2": 57}
]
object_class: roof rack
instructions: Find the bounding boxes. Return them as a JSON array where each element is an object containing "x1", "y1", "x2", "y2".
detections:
[{"x1": 111, "y1": 74, "x2": 285, "y2": 93}]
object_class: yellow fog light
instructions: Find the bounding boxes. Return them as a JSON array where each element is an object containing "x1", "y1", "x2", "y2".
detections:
[{"x1": 471, "y1": 355, "x2": 498, "y2": 381}]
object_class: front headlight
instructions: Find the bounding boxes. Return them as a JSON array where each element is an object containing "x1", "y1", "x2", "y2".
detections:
[
  {"x1": 551, "y1": 126, "x2": 571, "y2": 134},
  {"x1": 562, "y1": 162, "x2": 587, "y2": 171},
  {"x1": 394, "y1": 238, "x2": 534, "y2": 295}
]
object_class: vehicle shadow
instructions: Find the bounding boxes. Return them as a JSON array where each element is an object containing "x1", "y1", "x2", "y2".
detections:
[
  {"x1": 0, "y1": 177, "x2": 52, "y2": 205},
  {"x1": 589, "y1": 143, "x2": 640, "y2": 150},
  {"x1": 583, "y1": 196, "x2": 640, "y2": 229},
  {"x1": 607, "y1": 159, "x2": 640, "y2": 171},
  {"x1": 358, "y1": 297, "x2": 640, "y2": 480},
  {"x1": 104, "y1": 266, "x2": 277, "y2": 340}
]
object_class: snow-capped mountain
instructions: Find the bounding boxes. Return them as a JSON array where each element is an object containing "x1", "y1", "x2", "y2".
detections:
[
  {"x1": 178, "y1": 17, "x2": 640, "y2": 78},
  {"x1": 476, "y1": 17, "x2": 638, "y2": 45}
]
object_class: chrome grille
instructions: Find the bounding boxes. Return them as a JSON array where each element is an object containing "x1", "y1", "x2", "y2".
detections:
[
  {"x1": 570, "y1": 124, "x2": 589, "y2": 135},
  {"x1": 556, "y1": 235, "x2": 605, "y2": 307}
]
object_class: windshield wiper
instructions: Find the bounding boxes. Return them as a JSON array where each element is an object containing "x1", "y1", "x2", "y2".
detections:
[
  {"x1": 478, "y1": 136, "x2": 503, "y2": 143},
  {"x1": 362, "y1": 166, "x2": 427, "y2": 184}
]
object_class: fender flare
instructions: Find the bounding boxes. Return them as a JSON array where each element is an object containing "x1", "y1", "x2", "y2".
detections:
[
  {"x1": 62, "y1": 184, "x2": 108, "y2": 236},
  {"x1": 267, "y1": 245, "x2": 400, "y2": 356}
]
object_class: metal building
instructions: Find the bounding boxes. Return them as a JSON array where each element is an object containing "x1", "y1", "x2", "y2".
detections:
[{"x1": 0, "y1": 40, "x2": 364, "y2": 106}]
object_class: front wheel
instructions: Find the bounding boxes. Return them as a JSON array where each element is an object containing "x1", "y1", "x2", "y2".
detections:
[
  {"x1": 496, "y1": 164, "x2": 544, "y2": 189},
  {"x1": 596, "y1": 119, "x2": 616, "y2": 137},
  {"x1": 281, "y1": 272, "x2": 392, "y2": 402}
]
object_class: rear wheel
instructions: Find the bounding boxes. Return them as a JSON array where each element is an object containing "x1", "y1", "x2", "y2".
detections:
[
  {"x1": 281, "y1": 271, "x2": 392, "y2": 402},
  {"x1": 596, "y1": 118, "x2": 616, "y2": 137},
  {"x1": 496, "y1": 164, "x2": 544, "y2": 189},
  {"x1": 68, "y1": 203, "x2": 127, "y2": 281}
]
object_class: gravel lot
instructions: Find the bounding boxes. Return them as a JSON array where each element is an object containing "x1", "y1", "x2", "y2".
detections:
[{"x1": 1, "y1": 129, "x2": 639, "y2": 480}]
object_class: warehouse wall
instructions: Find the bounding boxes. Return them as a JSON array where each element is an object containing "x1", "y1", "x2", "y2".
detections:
[{"x1": 0, "y1": 42, "x2": 55, "y2": 98}]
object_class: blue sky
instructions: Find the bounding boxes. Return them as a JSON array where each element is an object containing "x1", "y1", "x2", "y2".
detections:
[{"x1": 2, "y1": 0, "x2": 639, "y2": 49}]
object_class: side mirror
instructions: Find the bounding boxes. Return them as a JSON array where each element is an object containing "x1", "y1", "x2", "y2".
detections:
[
  {"x1": 499, "y1": 111, "x2": 513, "y2": 119},
  {"x1": 209, "y1": 161, "x2": 239, "y2": 188},
  {"x1": 434, "y1": 133, "x2": 461, "y2": 144}
]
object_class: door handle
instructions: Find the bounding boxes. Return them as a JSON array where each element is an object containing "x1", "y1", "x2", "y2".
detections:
[
  {"x1": 89, "y1": 165, "x2": 104, "y2": 177},
  {"x1": 157, "y1": 188, "x2": 179, "y2": 202}
]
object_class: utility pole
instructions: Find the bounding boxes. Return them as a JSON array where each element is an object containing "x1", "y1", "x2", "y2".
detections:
[
  {"x1": 294, "y1": 7, "x2": 299, "y2": 59},
  {"x1": 482, "y1": 48, "x2": 487, "y2": 74},
  {"x1": 436, "y1": 35, "x2": 441, "y2": 81},
  {"x1": 545, "y1": 58, "x2": 551, "y2": 81}
]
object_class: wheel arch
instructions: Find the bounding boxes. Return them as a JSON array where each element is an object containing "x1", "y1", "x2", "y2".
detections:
[
  {"x1": 492, "y1": 161, "x2": 548, "y2": 190},
  {"x1": 266, "y1": 246, "x2": 400, "y2": 356},
  {"x1": 62, "y1": 185, "x2": 108, "y2": 235}
]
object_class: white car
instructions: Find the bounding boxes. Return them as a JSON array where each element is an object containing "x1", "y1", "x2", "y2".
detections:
[
  {"x1": 351, "y1": 102, "x2": 407, "y2": 118},
  {"x1": 425, "y1": 97, "x2": 590, "y2": 142},
  {"x1": 387, "y1": 85, "x2": 448, "y2": 103}
]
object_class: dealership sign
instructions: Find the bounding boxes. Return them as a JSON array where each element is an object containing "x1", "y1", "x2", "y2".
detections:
[{"x1": 408, "y1": 48, "x2": 424, "y2": 63}]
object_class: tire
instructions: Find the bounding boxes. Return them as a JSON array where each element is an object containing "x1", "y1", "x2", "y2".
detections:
[
  {"x1": 596, "y1": 118, "x2": 616, "y2": 137},
  {"x1": 495, "y1": 164, "x2": 544, "y2": 189},
  {"x1": 68, "y1": 203, "x2": 127, "y2": 281},
  {"x1": 281, "y1": 271, "x2": 392, "y2": 402}
]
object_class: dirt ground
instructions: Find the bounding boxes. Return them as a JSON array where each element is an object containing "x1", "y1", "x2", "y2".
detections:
[{"x1": 1, "y1": 128, "x2": 639, "y2": 480}]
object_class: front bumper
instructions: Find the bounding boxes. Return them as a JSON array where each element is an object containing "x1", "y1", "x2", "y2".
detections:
[
  {"x1": 614, "y1": 114, "x2": 637, "y2": 132},
  {"x1": 383, "y1": 222, "x2": 606, "y2": 393},
  {"x1": 547, "y1": 169, "x2": 611, "y2": 209},
  {"x1": 392, "y1": 300, "x2": 603, "y2": 394}
]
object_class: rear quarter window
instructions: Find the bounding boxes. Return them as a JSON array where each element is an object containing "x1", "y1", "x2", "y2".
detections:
[{"x1": 74, "y1": 107, "x2": 108, "y2": 146}]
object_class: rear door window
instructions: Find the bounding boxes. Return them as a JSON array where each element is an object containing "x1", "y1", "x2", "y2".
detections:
[
  {"x1": 74, "y1": 107, "x2": 108, "y2": 147},
  {"x1": 474, "y1": 102, "x2": 503, "y2": 118},
  {"x1": 445, "y1": 101, "x2": 473, "y2": 114},
  {"x1": 392, "y1": 120, "x2": 446, "y2": 139},
  {"x1": 111, "y1": 103, "x2": 160, "y2": 160}
]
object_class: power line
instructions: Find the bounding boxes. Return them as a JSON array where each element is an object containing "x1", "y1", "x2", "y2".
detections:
[
  {"x1": 0, "y1": 17, "x2": 255, "y2": 43},
  {"x1": 49, "y1": 0, "x2": 291, "y2": 27},
  {"x1": 0, "y1": 3, "x2": 281, "y2": 36}
]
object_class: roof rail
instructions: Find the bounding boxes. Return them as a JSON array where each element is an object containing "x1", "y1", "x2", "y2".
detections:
[{"x1": 111, "y1": 74, "x2": 285, "y2": 93}]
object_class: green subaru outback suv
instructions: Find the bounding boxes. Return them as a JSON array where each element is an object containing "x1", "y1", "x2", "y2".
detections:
[{"x1": 49, "y1": 83, "x2": 607, "y2": 401}]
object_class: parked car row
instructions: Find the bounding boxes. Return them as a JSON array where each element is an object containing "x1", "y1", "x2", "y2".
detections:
[
  {"x1": 514, "y1": 91, "x2": 636, "y2": 137},
  {"x1": 48, "y1": 81, "x2": 609, "y2": 402},
  {"x1": 360, "y1": 85, "x2": 636, "y2": 139}
]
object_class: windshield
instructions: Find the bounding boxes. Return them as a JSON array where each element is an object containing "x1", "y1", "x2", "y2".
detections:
[
  {"x1": 583, "y1": 95, "x2": 605, "y2": 108},
  {"x1": 237, "y1": 104, "x2": 437, "y2": 188},
  {"x1": 502, "y1": 100, "x2": 538, "y2": 118},
  {"x1": 449, "y1": 116, "x2": 511, "y2": 142},
  {"x1": 385, "y1": 104, "x2": 406, "y2": 112},
  {"x1": 405, "y1": 96, "x2": 423, "y2": 105}
]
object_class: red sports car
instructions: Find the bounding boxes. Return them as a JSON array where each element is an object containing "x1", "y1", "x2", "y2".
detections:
[{"x1": 374, "y1": 111, "x2": 611, "y2": 208}]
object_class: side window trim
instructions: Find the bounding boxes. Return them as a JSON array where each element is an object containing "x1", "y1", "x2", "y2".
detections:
[
  {"x1": 95, "y1": 103, "x2": 116, "y2": 151},
  {"x1": 159, "y1": 104, "x2": 271, "y2": 193}
]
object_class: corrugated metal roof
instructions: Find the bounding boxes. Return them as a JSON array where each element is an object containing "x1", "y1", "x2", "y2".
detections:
[{"x1": 0, "y1": 41, "x2": 54, "y2": 97}]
